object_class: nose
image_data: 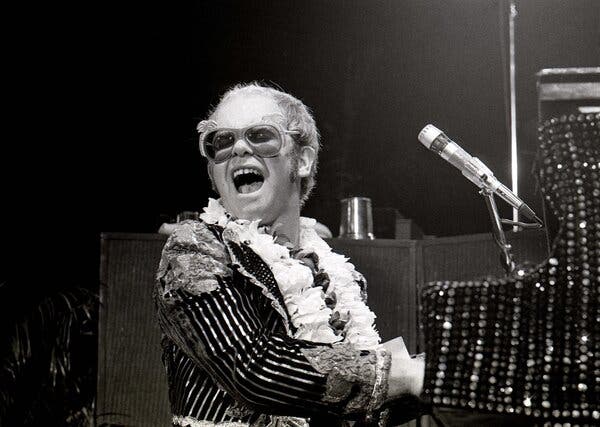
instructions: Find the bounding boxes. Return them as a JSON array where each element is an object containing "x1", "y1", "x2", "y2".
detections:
[{"x1": 231, "y1": 137, "x2": 254, "y2": 157}]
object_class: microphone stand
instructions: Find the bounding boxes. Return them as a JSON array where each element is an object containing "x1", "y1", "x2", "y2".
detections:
[{"x1": 480, "y1": 188, "x2": 516, "y2": 276}]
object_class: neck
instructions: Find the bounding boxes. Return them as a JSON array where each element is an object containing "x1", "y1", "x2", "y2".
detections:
[{"x1": 266, "y1": 201, "x2": 302, "y2": 247}]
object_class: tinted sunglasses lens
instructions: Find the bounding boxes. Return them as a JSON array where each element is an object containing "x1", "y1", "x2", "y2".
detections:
[
  {"x1": 204, "y1": 130, "x2": 236, "y2": 161},
  {"x1": 245, "y1": 125, "x2": 282, "y2": 157}
]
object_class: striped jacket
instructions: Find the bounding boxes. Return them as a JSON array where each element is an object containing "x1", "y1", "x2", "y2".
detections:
[{"x1": 155, "y1": 220, "x2": 390, "y2": 427}]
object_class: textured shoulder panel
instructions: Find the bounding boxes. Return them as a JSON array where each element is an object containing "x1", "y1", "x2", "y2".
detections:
[{"x1": 157, "y1": 221, "x2": 232, "y2": 295}]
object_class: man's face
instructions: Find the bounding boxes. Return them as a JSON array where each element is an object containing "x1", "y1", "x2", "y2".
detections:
[{"x1": 209, "y1": 93, "x2": 302, "y2": 225}]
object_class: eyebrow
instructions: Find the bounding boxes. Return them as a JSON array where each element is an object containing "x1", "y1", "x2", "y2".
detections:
[{"x1": 200, "y1": 115, "x2": 286, "y2": 130}]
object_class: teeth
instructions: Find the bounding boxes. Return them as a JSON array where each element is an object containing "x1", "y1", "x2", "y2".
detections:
[
  {"x1": 232, "y1": 167, "x2": 264, "y2": 195},
  {"x1": 233, "y1": 168, "x2": 262, "y2": 178}
]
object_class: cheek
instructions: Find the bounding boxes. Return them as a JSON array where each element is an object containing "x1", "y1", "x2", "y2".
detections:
[
  {"x1": 210, "y1": 165, "x2": 230, "y2": 195},
  {"x1": 268, "y1": 156, "x2": 296, "y2": 188}
]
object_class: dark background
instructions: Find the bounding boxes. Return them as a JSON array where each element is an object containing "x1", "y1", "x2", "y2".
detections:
[{"x1": 9, "y1": 0, "x2": 599, "y2": 291}]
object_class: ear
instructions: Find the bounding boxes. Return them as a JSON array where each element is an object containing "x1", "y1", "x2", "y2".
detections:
[{"x1": 297, "y1": 146, "x2": 316, "y2": 179}]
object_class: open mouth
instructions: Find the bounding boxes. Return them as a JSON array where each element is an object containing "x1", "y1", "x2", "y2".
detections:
[{"x1": 232, "y1": 168, "x2": 265, "y2": 194}]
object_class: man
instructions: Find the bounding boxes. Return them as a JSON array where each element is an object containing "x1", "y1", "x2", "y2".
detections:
[{"x1": 155, "y1": 83, "x2": 425, "y2": 427}]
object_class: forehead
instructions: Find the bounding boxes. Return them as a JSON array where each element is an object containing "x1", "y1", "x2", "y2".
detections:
[{"x1": 212, "y1": 93, "x2": 284, "y2": 128}]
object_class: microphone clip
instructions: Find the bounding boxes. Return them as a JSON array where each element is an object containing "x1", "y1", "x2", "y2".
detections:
[
  {"x1": 478, "y1": 188, "x2": 542, "y2": 276},
  {"x1": 479, "y1": 188, "x2": 516, "y2": 276}
]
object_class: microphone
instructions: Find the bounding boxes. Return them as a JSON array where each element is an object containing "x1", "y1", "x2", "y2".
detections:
[{"x1": 418, "y1": 124, "x2": 542, "y2": 224}]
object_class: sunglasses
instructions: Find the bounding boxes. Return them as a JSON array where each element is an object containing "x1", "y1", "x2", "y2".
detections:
[{"x1": 198, "y1": 120, "x2": 300, "y2": 163}]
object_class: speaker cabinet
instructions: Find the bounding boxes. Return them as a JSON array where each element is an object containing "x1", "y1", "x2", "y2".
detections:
[
  {"x1": 537, "y1": 67, "x2": 600, "y2": 122},
  {"x1": 97, "y1": 233, "x2": 171, "y2": 426}
]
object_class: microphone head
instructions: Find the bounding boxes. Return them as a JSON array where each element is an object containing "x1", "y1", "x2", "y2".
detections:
[{"x1": 418, "y1": 124, "x2": 444, "y2": 149}]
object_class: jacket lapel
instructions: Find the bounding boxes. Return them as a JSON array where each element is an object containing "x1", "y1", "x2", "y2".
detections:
[{"x1": 223, "y1": 238, "x2": 296, "y2": 335}]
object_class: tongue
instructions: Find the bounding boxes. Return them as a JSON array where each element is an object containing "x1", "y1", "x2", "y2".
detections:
[{"x1": 239, "y1": 181, "x2": 263, "y2": 194}]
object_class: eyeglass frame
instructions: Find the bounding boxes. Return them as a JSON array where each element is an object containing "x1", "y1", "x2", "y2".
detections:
[{"x1": 197, "y1": 114, "x2": 301, "y2": 163}]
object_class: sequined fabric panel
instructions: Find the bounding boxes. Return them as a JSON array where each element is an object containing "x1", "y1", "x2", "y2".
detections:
[{"x1": 420, "y1": 113, "x2": 599, "y2": 423}]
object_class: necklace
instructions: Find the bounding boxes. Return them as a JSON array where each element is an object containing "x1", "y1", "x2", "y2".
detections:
[{"x1": 200, "y1": 198, "x2": 381, "y2": 350}]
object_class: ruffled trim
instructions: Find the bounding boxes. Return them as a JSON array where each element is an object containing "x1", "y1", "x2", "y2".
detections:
[
  {"x1": 172, "y1": 416, "x2": 247, "y2": 427},
  {"x1": 367, "y1": 347, "x2": 392, "y2": 413},
  {"x1": 172, "y1": 415, "x2": 308, "y2": 427},
  {"x1": 296, "y1": 218, "x2": 380, "y2": 348},
  {"x1": 265, "y1": 416, "x2": 309, "y2": 427}
]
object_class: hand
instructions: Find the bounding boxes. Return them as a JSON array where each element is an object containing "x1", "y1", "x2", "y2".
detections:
[
  {"x1": 158, "y1": 223, "x2": 181, "y2": 236},
  {"x1": 382, "y1": 337, "x2": 425, "y2": 401}
]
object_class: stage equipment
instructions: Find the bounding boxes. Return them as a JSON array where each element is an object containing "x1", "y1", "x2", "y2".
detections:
[
  {"x1": 418, "y1": 125, "x2": 542, "y2": 226},
  {"x1": 420, "y1": 112, "x2": 600, "y2": 424},
  {"x1": 418, "y1": 125, "x2": 542, "y2": 275},
  {"x1": 537, "y1": 67, "x2": 600, "y2": 121}
]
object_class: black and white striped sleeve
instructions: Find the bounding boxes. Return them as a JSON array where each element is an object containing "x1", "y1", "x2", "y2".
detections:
[{"x1": 155, "y1": 222, "x2": 390, "y2": 418}]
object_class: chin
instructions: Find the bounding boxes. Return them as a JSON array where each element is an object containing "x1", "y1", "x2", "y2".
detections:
[
  {"x1": 225, "y1": 194, "x2": 274, "y2": 224},
  {"x1": 219, "y1": 175, "x2": 291, "y2": 225}
]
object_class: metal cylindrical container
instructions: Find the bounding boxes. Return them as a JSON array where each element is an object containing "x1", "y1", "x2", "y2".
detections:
[{"x1": 339, "y1": 197, "x2": 375, "y2": 239}]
